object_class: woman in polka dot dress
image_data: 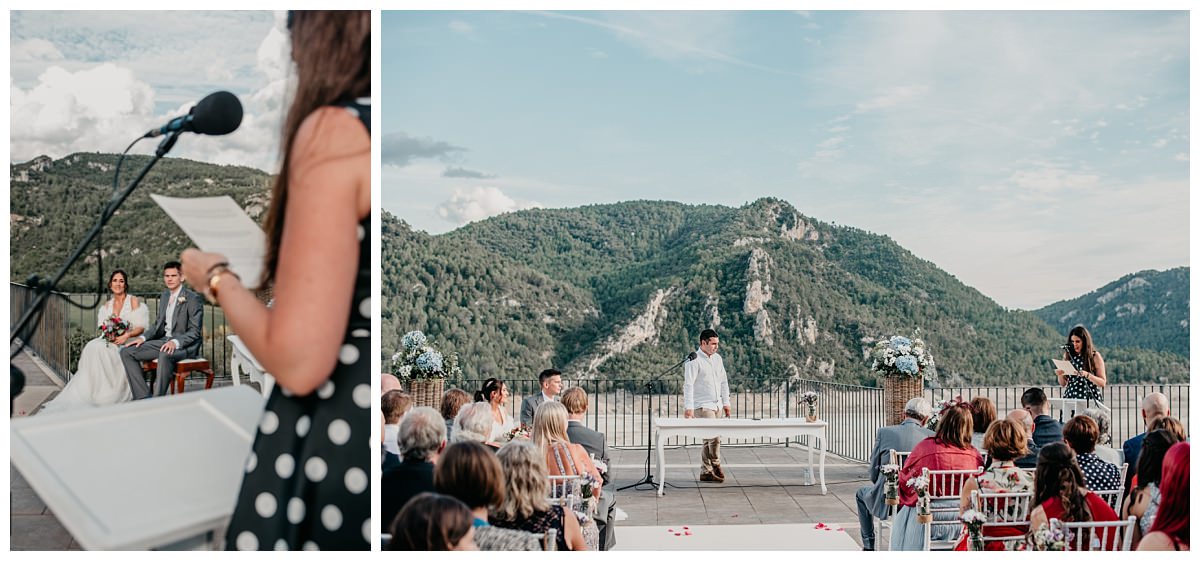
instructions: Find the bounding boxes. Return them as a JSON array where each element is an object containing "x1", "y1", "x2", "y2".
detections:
[
  {"x1": 180, "y1": 11, "x2": 371, "y2": 550},
  {"x1": 1054, "y1": 325, "x2": 1106, "y2": 402}
]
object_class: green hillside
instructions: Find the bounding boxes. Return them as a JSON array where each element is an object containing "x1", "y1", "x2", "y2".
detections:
[
  {"x1": 382, "y1": 199, "x2": 1189, "y2": 388},
  {"x1": 10, "y1": 153, "x2": 272, "y2": 292}
]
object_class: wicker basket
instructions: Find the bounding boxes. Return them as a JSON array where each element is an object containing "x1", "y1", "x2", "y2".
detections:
[
  {"x1": 883, "y1": 375, "x2": 923, "y2": 425},
  {"x1": 408, "y1": 378, "x2": 445, "y2": 408}
]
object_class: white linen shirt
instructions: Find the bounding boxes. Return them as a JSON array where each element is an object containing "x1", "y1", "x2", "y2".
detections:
[{"x1": 683, "y1": 347, "x2": 730, "y2": 411}]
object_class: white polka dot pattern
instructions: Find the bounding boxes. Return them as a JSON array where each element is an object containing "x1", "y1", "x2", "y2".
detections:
[
  {"x1": 306, "y1": 457, "x2": 328, "y2": 482},
  {"x1": 359, "y1": 297, "x2": 370, "y2": 318},
  {"x1": 275, "y1": 454, "x2": 295, "y2": 479},
  {"x1": 302, "y1": 541, "x2": 319, "y2": 551},
  {"x1": 255, "y1": 492, "x2": 277, "y2": 518},
  {"x1": 288, "y1": 497, "x2": 306, "y2": 524},
  {"x1": 236, "y1": 531, "x2": 258, "y2": 550},
  {"x1": 318, "y1": 381, "x2": 335, "y2": 399},
  {"x1": 245, "y1": 452, "x2": 257, "y2": 473},
  {"x1": 344, "y1": 467, "x2": 367, "y2": 494},
  {"x1": 296, "y1": 415, "x2": 311, "y2": 438},
  {"x1": 260, "y1": 411, "x2": 279, "y2": 435},
  {"x1": 322, "y1": 504, "x2": 343, "y2": 531},
  {"x1": 352, "y1": 384, "x2": 371, "y2": 408},
  {"x1": 274, "y1": 539, "x2": 288, "y2": 551},
  {"x1": 339, "y1": 344, "x2": 359, "y2": 365},
  {"x1": 328, "y1": 419, "x2": 351, "y2": 445}
]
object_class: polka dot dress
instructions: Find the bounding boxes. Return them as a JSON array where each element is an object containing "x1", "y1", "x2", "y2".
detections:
[
  {"x1": 225, "y1": 99, "x2": 371, "y2": 551},
  {"x1": 1077, "y1": 453, "x2": 1122, "y2": 492},
  {"x1": 1063, "y1": 350, "x2": 1103, "y2": 401}
]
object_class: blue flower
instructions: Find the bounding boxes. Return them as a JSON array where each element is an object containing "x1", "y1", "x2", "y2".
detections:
[
  {"x1": 895, "y1": 355, "x2": 919, "y2": 375},
  {"x1": 415, "y1": 349, "x2": 444, "y2": 373},
  {"x1": 402, "y1": 330, "x2": 427, "y2": 350},
  {"x1": 890, "y1": 336, "x2": 912, "y2": 350}
]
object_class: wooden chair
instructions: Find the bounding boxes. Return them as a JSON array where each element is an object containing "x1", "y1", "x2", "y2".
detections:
[
  {"x1": 969, "y1": 490, "x2": 1033, "y2": 549},
  {"x1": 141, "y1": 358, "x2": 215, "y2": 394},
  {"x1": 1053, "y1": 516, "x2": 1136, "y2": 551},
  {"x1": 921, "y1": 467, "x2": 982, "y2": 551},
  {"x1": 877, "y1": 449, "x2": 911, "y2": 551}
]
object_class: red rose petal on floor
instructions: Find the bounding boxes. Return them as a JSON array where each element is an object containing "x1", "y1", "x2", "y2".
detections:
[
  {"x1": 837, "y1": 528, "x2": 845, "y2": 532},
  {"x1": 685, "y1": 532, "x2": 692, "y2": 536},
  {"x1": 675, "y1": 533, "x2": 682, "y2": 536}
]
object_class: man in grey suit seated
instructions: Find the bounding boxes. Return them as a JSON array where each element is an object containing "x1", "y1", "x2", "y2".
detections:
[
  {"x1": 855, "y1": 397, "x2": 933, "y2": 551},
  {"x1": 520, "y1": 368, "x2": 562, "y2": 427},
  {"x1": 562, "y1": 386, "x2": 617, "y2": 551}
]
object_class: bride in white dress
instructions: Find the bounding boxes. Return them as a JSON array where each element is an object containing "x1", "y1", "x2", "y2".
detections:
[
  {"x1": 39, "y1": 270, "x2": 150, "y2": 414},
  {"x1": 476, "y1": 378, "x2": 518, "y2": 440}
]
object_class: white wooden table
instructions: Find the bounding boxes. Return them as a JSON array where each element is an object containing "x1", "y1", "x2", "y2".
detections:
[
  {"x1": 653, "y1": 417, "x2": 829, "y2": 496},
  {"x1": 10, "y1": 386, "x2": 264, "y2": 550}
]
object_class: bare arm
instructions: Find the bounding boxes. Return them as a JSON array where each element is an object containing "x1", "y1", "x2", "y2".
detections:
[
  {"x1": 563, "y1": 509, "x2": 587, "y2": 551},
  {"x1": 1090, "y1": 352, "x2": 1107, "y2": 388},
  {"x1": 182, "y1": 108, "x2": 369, "y2": 396},
  {"x1": 959, "y1": 475, "x2": 979, "y2": 513}
]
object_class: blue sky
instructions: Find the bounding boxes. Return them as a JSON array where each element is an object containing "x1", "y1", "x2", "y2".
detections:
[
  {"x1": 382, "y1": 11, "x2": 1189, "y2": 310},
  {"x1": 10, "y1": 11, "x2": 285, "y2": 172}
]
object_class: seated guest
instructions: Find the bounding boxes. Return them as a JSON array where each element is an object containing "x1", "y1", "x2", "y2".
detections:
[
  {"x1": 855, "y1": 397, "x2": 934, "y2": 551},
  {"x1": 1006, "y1": 409, "x2": 1035, "y2": 451},
  {"x1": 562, "y1": 386, "x2": 617, "y2": 550},
  {"x1": 382, "y1": 407, "x2": 446, "y2": 530},
  {"x1": 1078, "y1": 407, "x2": 1122, "y2": 466},
  {"x1": 1148, "y1": 415, "x2": 1187, "y2": 444},
  {"x1": 389, "y1": 492, "x2": 476, "y2": 551},
  {"x1": 1063, "y1": 415, "x2": 1121, "y2": 492},
  {"x1": 891, "y1": 402, "x2": 983, "y2": 550},
  {"x1": 1015, "y1": 388, "x2": 1062, "y2": 468},
  {"x1": 492, "y1": 440, "x2": 588, "y2": 551},
  {"x1": 968, "y1": 396, "x2": 996, "y2": 454},
  {"x1": 531, "y1": 401, "x2": 603, "y2": 499},
  {"x1": 954, "y1": 418, "x2": 1032, "y2": 550},
  {"x1": 453, "y1": 402, "x2": 500, "y2": 450},
  {"x1": 434, "y1": 441, "x2": 540, "y2": 551},
  {"x1": 1027, "y1": 442, "x2": 1119, "y2": 550},
  {"x1": 382, "y1": 389, "x2": 412, "y2": 457},
  {"x1": 381, "y1": 372, "x2": 402, "y2": 394},
  {"x1": 1124, "y1": 429, "x2": 1182, "y2": 547},
  {"x1": 1137, "y1": 442, "x2": 1189, "y2": 551},
  {"x1": 440, "y1": 388, "x2": 471, "y2": 436},
  {"x1": 1122, "y1": 392, "x2": 1169, "y2": 479}
]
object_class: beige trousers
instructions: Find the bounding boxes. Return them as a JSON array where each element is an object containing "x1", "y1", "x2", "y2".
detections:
[{"x1": 694, "y1": 407, "x2": 720, "y2": 474}]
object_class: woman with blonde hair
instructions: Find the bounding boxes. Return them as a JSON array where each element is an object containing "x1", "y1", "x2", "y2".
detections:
[
  {"x1": 492, "y1": 440, "x2": 587, "y2": 551},
  {"x1": 531, "y1": 401, "x2": 603, "y2": 499}
]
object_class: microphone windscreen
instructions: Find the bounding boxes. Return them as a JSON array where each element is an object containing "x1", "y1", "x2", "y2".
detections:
[{"x1": 191, "y1": 91, "x2": 243, "y2": 136}]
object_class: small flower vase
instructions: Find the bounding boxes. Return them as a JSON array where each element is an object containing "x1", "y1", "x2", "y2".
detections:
[
  {"x1": 885, "y1": 480, "x2": 899, "y2": 506},
  {"x1": 805, "y1": 404, "x2": 819, "y2": 422},
  {"x1": 969, "y1": 532, "x2": 986, "y2": 552},
  {"x1": 916, "y1": 497, "x2": 932, "y2": 524}
]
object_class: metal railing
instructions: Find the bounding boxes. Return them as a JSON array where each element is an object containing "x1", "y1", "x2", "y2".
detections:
[
  {"x1": 11, "y1": 282, "x2": 234, "y2": 381},
  {"x1": 454, "y1": 377, "x2": 1189, "y2": 463}
]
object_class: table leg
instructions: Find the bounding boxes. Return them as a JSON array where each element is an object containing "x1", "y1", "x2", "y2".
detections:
[
  {"x1": 656, "y1": 429, "x2": 666, "y2": 496},
  {"x1": 819, "y1": 431, "x2": 828, "y2": 495},
  {"x1": 806, "y1": 434, "x2": 814, "y2": 485},
  {"x1": 230, "y1": 357, "x2": 241, "y2": 386}
]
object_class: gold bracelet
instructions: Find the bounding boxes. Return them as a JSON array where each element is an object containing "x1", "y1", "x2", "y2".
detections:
[{"x1": 207, "y1": 264, "x2": 240, "y2": 302}]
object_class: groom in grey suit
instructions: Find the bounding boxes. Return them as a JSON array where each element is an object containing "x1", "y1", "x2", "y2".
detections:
[
  {"x1": 855, "y1": 397, "x2": 934, "y2": 550},
  {"x1": 520, "y1": 368, "x2": 562, "y2": 427},
  {"x1": 120, "y1": 261, "x2": 204, "y2": 398}
]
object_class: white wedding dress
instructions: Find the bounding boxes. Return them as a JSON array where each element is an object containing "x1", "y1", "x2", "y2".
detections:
[{"x1": 38, "y1": 297, "x2": 150, "y2": 415}]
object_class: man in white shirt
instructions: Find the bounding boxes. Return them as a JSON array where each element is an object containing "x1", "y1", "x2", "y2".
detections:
[
  {"x1": 683, "y1": 329, "x2": 731, "y2": 482},
  {"x1": 381, "y1": 389, "x2": 412, "y2": 458}
]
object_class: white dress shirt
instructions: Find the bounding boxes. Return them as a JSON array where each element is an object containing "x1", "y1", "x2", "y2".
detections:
[
  {"x1": 164, "y1": 287, "x2": 182, "y2": 347},
  {"x1": 683, "y1": 347, "x2": 730, "y2": 411},
  {"x1": 383, "y1": 423, "x2": 401, "y2": 456}
]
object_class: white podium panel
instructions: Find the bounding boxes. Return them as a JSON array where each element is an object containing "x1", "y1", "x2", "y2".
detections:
[{"x1": 10, "y1": 385, "x2": 265, "y2": 550}]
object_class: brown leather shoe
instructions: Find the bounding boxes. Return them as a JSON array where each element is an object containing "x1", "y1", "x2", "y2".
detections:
[
  {"x1": 699, "y1": 472, "x2": 716, "y2": 482},
  {"x1": 712, "y1": 464, "x2": 725, "y2": 479}
]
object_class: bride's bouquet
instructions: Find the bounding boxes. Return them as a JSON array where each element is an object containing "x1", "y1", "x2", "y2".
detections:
[{"x1": 100, "y1": 315, "x2": 130, "y2": 344}]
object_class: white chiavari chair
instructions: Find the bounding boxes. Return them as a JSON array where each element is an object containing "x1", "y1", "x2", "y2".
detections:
[
  {"x1": 1054, "y1": 516, "x2": 1136, "y2": 551},
  {"x1": 921, "y1": 467, "x2": 982, "y2": 551},
  {"x1": 969, "y1": 490, "x2": 1033, "y2": 549}
]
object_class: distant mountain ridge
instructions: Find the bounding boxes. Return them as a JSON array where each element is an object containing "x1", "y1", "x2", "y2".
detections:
[
  {"x1": 381, "y1": 198, "x2": 1188, "y2": 387},
  {"x1": 10, "y1": 153, "x2": 271, "y2": 292},
  {"x1": 1035, "y1": 267, "x2": 1189, "y2": 357}
]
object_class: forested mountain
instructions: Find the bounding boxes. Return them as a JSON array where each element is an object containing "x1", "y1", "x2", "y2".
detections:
[
  {"x1": 1035, "y1": 268, "x2": 1189, "y2": 358},
  {"x1": 10, "y1": 153, "x2": 271, "y2": 292},
  {"x1": 382, "y1": 199, "x2": 1189, "y2": 388}
]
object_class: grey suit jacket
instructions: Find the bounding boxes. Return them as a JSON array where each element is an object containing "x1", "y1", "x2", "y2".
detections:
[
  {"x1": 863, "y1": 418, "x2": 933, "y2": 518},
  {"x1": 146, "y1": 287, "x2": 204, "y2": 357},
  {"x1": 567, "y1": 420, "x2": 610, "y2": 485},
  {"x1": 520, "y1": 393, "x2": 548, "y2": 427}
]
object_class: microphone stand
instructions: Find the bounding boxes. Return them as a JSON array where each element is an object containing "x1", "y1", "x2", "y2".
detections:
[
  {"x1": 10, "y1": 132, "x2": 183, "y2": 376},
  {"x1": 617, "y1": 354, "x2": 693, "y2": 493}
]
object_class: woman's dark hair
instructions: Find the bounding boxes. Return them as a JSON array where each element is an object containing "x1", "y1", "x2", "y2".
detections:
[
  {"x1": 261, "y1": 10, "x2": 370, "y2": 288},
  {"x1": 1062, "y1": 415, "x2": 1100, "y2": 455},
  {"x1": 1067, "y1": 325, "x2": 1096, "y2": 374},
  {"x1": 475, "y1": 378, "x2": 504, "y2": 403},
  {"x1": 969, "y1": 397, "x2": 996, "y2": 434},
  {"x1": 388, "y1": 492, "x2": 473, "y2": 551},
  {"x1": 108, "y1": 269, "x2": 129, "y2": 293},
  {"x1": 934, "y1": 403, "x2": 974, "y2": 449},
  {"x1": 1135, "y1": 429, "x2": 1181, "y2": 490},
  {"x1": 1148, "y1": 442, "x2": 1190, "y2": 546},
  {"x1": 435, "y1": 441, "x2": 505, "y2": 510},
  {"x1": 1034, "y1": 442, "x2": 1091, "y2": 523}
]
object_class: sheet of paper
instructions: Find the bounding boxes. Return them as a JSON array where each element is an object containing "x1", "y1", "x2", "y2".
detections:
[
  {"x1": 151, "y1": 194, "x2": 264, "y2": 289},
  {"x1": 1051, "y1": 359, "x2": 1081, "y2": 375}
]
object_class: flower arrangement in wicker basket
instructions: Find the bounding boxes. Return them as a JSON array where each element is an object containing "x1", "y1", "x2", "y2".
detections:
[
  {"x1": 871, "y1": 331, "x2": 936, "y2": 425},
  {"x1": 391, "y1": 330, "x2": 461, "y2": 408}
]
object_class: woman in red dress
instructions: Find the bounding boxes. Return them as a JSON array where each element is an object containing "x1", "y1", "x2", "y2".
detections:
[{"x1": 1026, "y1": 442, "x2": 1119, "y2": 550}]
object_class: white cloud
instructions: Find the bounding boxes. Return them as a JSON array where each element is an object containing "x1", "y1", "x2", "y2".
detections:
[
  {"x1": 1174, "y1": 153, "x2": 1189, "y2": 162},
  {"x1": 11, "y1": 38, "x2": 63, "y2": 62},
  {"x1": 449, "y1": 20, "x2": 474, "y2": 35},
  {"x1": 436, "y1": 186, "x2": 542, "y2": 225},
  {"x1": 1152, "y1": 138, "x2": 1168, "y2": 148},
  {"x1": 854, "y1": 84, "x2": 931, "y2": 113}
]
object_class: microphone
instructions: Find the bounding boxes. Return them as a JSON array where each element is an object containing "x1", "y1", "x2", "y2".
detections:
[
  {"x1": 686, "y1": 351, "x2": 697, "y2": 362},
  {"x1": 144, "y1": 91, "x2": 243, "y2": 138}
]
